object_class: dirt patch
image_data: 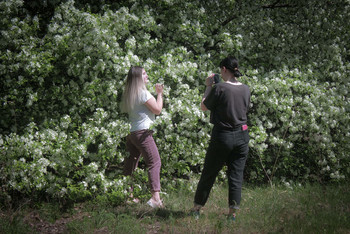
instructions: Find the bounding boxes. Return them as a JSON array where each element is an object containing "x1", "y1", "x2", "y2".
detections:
[{"x1": 23, "y1": 207, "x2": 91, "y2": 234}]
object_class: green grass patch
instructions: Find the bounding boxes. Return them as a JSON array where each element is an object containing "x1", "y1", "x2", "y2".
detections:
[{"x1": 1, "y1": 182, "x2": 349, "y2": 233}]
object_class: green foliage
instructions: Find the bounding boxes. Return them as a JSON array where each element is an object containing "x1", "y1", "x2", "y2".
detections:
[{"x1": 1, "y1": 0, "x2": 349, "y2": 204}]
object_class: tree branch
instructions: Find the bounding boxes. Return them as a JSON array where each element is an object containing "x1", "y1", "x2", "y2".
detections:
[{"x1": 262, "y1": 0, "x2": 297, "y2": 9}]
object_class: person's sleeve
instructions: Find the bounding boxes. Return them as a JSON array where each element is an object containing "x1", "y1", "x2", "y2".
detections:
[
  {"x1": 140, "y1": 90, "x2": 153, "y2": 104},
  {"x1": 203, "y1": 86, "x2": 218, "y2": 111}
]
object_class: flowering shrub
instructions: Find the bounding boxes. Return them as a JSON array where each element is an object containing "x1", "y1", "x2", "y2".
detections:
[
  {"x1": 245, "y1": 69, "x2": 349, "y2": 184},
  {"x1": 1, "y1": 0, "x2": 349, "y2": 204}
]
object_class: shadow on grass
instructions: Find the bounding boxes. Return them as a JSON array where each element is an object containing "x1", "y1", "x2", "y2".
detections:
[
  {"x1": 135, "y1": 207, "x2": 188, "y2": 220},
  {"x1": 154, "y1": 208, "x2": 188, "y2": 219},
  {"x1": 113, "y1": 204, "x2": 188, "y2": 221}
]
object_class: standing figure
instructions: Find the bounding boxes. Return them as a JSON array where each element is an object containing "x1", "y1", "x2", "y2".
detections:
[
  {"x1": 191, "y1": 56, "x2": 250, "y2": 220},
  {"x1": 121, "y1": 66, "x2": 164, "y2": 208}
]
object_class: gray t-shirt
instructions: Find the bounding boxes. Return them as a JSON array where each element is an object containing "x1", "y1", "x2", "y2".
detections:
[{"x1": 128, "y1": 89, "x2": 155, "y2": 132}]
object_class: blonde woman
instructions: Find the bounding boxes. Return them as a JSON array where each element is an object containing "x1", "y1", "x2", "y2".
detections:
[{"x1": 121, "y1": 66, "x2": 164, "y2": 208}]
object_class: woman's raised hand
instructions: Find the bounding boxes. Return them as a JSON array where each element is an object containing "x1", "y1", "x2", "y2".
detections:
[{"x1": 155, "y1": 83, "x2": 164, "y2": 94}]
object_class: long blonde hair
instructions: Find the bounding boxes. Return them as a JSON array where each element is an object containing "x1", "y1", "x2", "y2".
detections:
[{"x1": 121, "y1": 66, "x2": 146, "y2": 113}]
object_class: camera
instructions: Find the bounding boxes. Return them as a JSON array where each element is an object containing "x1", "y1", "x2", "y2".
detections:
[{"x1": 213, "y1": 73, "x2": 220, "y2": 84}]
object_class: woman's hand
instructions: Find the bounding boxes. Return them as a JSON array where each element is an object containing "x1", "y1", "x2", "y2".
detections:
[
  {"x1": 205, "y1": 74, "x2": 215, "y2": 87},
  {"x1": 155, "y1": 83, "x2": 164, "y2": 94},
  {"x1": 145, "y1": 83, "x2": 164, "y2": 115}
]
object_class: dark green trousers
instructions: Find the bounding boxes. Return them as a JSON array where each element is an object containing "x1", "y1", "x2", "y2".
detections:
[{"x1": 194, "y1": 126, "x2": 249, "y2": 209}]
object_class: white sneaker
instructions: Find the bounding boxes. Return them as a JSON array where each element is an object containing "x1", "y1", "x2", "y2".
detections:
[{"x1": 147, "y1": 198, "x2": 164, "y2": 208}]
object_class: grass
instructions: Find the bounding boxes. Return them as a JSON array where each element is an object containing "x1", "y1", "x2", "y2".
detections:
[{"x1": 1, "y1": 182, "x2": 349, "y2": 233}]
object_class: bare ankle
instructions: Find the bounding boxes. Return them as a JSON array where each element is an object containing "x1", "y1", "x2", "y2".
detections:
[{"x1": 151, "y1": 191, "x2": 161, "y2": 202}]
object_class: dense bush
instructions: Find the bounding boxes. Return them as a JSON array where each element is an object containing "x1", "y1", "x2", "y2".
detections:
[{"x1": 1, "y1": 0, "x2": 349, "y2": 204}]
